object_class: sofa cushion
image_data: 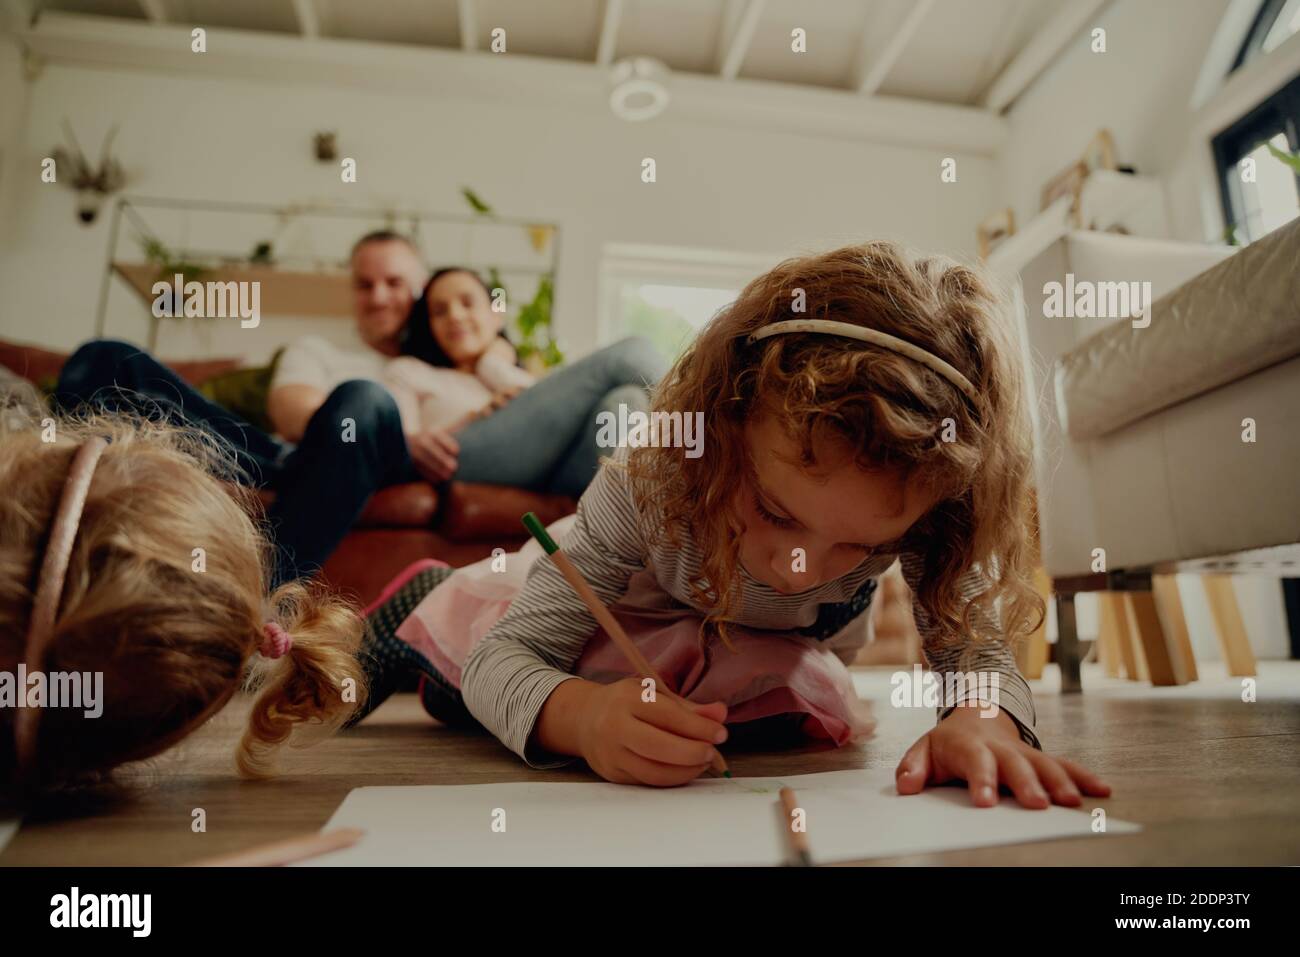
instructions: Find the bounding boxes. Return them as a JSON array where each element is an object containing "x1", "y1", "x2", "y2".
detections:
[
  {"x1": 169, "y1": 356, "x2": 245, "y2": 386},
  {"x1": 322, "y1": 529, "x2": 517, "y2": 605},
  {"x1": 363, "y1": 482, "x2": 440, "y2": 527},
  {"x1": 253, "y1": 481, "x2": 574, "y2": 535},
  {"x1": 1053, "y1": 217, "x2": 1300, "y2": 440},
  {"x1": 250, "y1": 481, "x2": 439, "y2": 529},
  {"x1": 197, "y1": 348, "x2": 283, "y2": 433},
  {"x1": 439, "y1": 483, "x2": 576, "y2": 541}
]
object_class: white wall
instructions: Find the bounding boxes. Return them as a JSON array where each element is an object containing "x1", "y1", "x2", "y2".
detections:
[
  {"x1": 0, "y1": 35, "x2": 27, "y2": 231},
  {"x1": 0, "y1": 58, "x2": 997, "y2": 360},
  {"x1": 998, "y1": 0, "x2": 1234, "y2": 244}
]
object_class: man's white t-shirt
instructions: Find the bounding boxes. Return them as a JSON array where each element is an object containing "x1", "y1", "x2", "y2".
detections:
[{"x1": 270, "y1": 332, "x2": 387, "y2": 395}]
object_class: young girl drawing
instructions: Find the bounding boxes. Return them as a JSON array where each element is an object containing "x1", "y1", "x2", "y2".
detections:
[
  {"x1": 0, "y1": 411, "x2": 366, "y2": 797},
  {"x1": 355, "y1": 242, "x2": 1110, "y2": 808}
]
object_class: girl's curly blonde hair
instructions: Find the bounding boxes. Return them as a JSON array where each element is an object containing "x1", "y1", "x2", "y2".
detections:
[
  {"x1": 627, "y1": 241, "x2": 1044, "y2": 653},
  {"x1": 0, "y1": 408, "x2": 367, "y2": 795}
]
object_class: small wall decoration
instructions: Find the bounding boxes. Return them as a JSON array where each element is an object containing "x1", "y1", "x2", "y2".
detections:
[
  {"x1": 314, "y1": 132, "x2": 338, "y2": 162},
  {"x1": 1080, "y1": 128, "x2": 1118, "y2": 174},
  {"x1": 527, "y1": 224, "x2": 554, "y2": 253},
  {"x1": 51, "y1": 119, "x2": 125, "y2": 224},
  {"x1": 1039, "y1": 129, "x2": 1126, "y2": 230},
  {"x1": 1039, "y1": 160, "x2": 1089, "y2": 223}
]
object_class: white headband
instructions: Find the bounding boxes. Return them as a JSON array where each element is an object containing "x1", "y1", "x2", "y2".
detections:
[{"x1": 747, "y1": 319, "x2": 978, "y2": 404}]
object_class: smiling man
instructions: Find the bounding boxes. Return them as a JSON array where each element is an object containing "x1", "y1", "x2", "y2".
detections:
[{"x1": 267, "y1": 231, "x2": 427, "y2": 442}]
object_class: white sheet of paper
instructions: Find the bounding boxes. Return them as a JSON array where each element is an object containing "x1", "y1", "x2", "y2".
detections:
[
  {"x1": 308, "y1": 768, "x2": 1139, "y2": 866},
  {"x1": 0, "y1": 817, "x2": 19, "y2": 857}
]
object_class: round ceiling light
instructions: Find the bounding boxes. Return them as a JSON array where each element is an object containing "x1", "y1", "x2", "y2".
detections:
[{"x1": 609, "y1": 57, "x2": 670, "y2": 122}]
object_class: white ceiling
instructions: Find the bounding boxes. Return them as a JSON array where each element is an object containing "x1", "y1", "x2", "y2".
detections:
[{"x1": 29, "y1": 0, "x2": 1074, "y2": 106}]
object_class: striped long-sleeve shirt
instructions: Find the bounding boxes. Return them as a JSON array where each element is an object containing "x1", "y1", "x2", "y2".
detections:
[{"x1": 460, "y1": 445, "x2": 1040, "y2": 767}]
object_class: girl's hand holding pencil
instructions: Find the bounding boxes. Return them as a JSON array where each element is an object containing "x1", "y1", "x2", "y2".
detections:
[
  {"x1": 522, "y1": 512, "x2": 732, "y2": 787},
  {"x1": 537, "y1": 676, "x2": 728, "y2": 787}
]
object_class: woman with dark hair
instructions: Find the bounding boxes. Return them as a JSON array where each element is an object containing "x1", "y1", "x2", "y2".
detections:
[
  {"x1": 387, "y1": 267, "x2": 667, "y2": 497},
  {"x1": 400, "y1": 268, "x2": 517, "y2": 369}
]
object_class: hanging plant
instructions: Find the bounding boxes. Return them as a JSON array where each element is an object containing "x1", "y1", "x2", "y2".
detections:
[
  {"x1": 515, "y1": 274, "x2": 563, "y2": 371},
  {"x1": 139, "y1": 236, "x2": 209, "y2": 318}
]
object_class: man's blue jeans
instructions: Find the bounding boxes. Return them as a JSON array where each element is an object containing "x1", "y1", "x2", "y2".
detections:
[{"x1": 55, "y1": 338, "x2": 665, "y2": 585}]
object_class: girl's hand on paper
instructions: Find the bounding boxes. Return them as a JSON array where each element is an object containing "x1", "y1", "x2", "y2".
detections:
[
  {"x1": 893, "y1": 704, "x2": 1111, "y2": 809},
  {"x1": 579, "y1": 677, "x2": 728, "y2": 787}
]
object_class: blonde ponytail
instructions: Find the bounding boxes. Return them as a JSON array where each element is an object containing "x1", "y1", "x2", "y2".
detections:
[{"x1": 236, "y1": 582, "x2": 369, "y2": 779}]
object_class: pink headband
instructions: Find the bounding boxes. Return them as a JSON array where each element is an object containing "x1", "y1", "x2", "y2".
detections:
[
  {"x1": 13, "y1": 437, "x2": 291, "y2": 783},
  {"x1": 260, "y1": 621, "x2": 293, "y2": 659},
  {"x1": 14, "y1": 437, "x2": 109, "y2": 774}
]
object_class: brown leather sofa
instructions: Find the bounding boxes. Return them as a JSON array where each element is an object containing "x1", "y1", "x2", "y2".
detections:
[{"x1": 0, "y1": 337, "x2": 575, "y2": 606}]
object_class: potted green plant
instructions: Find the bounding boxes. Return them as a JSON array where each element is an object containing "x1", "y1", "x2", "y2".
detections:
[{"x1": 139, "y1": 236, "x2": 209, "y2": 317}]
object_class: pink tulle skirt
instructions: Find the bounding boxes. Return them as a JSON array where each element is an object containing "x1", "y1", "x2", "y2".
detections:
[{"x1": 395, "y1": 517, "x2": 875, "y2": 745}]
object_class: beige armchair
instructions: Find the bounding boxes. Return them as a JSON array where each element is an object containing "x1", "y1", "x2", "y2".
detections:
[{"x1": 1008, "y1": 219, "x2": 1300, "y2": 689}]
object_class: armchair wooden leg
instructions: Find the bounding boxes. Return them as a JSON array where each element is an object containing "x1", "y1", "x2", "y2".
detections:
[
  {"x1": 1203, "y1": 574, "x2": 1258, "y2": 677},
  {"x1": 1096, "y1": 594, "x2": 1126, "y2": 678},
  {"x1": 1102, "y1": 593, "x2": 1144, "y2": 680},
  {"x1": 1016, "y1": 567, "x2": 1051, "y2": 680},
  {"x1": 1124, "y1": 590, "x2": 1192, "y2": 686},
  {"x1": 1153, "y1": 574, "x2": 1198, "y2": 682},
  {"x1": 1095, "y1": 623, "x2": 1120, "y2": 676}
]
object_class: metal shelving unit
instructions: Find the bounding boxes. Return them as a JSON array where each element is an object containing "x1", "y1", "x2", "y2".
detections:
[{"x1": 94, "y1": 196, "x2": 561, "y2": 351}]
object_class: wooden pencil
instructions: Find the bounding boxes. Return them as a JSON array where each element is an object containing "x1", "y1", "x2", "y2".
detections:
[
  {"x1": 778, "y1": 787, "x2": 813, "y2": 866},
  {"x1": 522, "y1": 512, "x2": 731, "y2": 778},
  {"x1": 189, "y1": 828, "x2": 364, "y2": 867}
]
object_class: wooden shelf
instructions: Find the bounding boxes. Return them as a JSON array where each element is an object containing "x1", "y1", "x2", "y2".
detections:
[{"x1": 112, "y1": 262, "x2": 353, "y2": 318}]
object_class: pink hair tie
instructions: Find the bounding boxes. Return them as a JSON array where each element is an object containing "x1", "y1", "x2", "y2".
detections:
[{"x1": 260, "y1": 621, "x2": 293, "y2": 659}]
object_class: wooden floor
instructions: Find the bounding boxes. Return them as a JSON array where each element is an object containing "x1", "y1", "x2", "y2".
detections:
[{"x1": 4, "y1": 661, "x2": 1298, "y2": 866}]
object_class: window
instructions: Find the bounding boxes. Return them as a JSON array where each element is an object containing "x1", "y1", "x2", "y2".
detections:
[
  {"x1": 1212, "y1": 74, "x2": 1300, "y2": 244},
  {"x1": 619, "y1": 283, "x2": 738, "y2": 360},
  {"x1": 599, "y1": 244, "x2": 777, "y2": 359},
  {"x1": 1231, "y1": 0, "x2": 1300, "y2": 72}
]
